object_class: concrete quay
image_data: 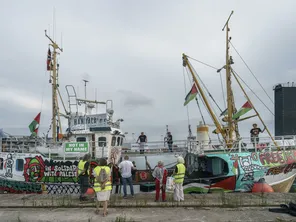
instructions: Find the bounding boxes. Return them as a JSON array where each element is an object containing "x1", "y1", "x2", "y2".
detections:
[{"x1": 0, "y1": 193, "x2": 296, "y2": 221}]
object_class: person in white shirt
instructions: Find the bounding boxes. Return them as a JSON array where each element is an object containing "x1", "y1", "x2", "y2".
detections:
[{"x1": 118, "y1": 155, "x2": 135, "y2": 198}]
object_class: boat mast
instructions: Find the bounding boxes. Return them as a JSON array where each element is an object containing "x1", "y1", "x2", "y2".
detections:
[
  {"x1": 222, "y1": 11, "x2": 236, "y2": 146},
  {"x1": 45, "y1": 30, "x2": 63, "y2": 144},
  {"x1": 182, "y1": 54, "x2": 225, "y2": 139}
]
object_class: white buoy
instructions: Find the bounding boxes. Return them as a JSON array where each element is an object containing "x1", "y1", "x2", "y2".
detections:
[{"x1": 196, "y1": 121, "x2": 210, "y2": 150}]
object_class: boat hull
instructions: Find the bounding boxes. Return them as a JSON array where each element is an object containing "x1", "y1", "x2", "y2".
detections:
[{"x1": 184, "y1": 148, "x2": 296, "y2": 193}]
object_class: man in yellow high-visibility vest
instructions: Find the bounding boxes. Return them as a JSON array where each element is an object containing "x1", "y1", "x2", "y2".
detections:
[
  {"x1": 93, "y1": 158, "x2": 112, "y2": 217},
  {"x1": 77, "y1": 153, "x2": 91, "y2": 201},
  {"x1": 173, "y1": 156, "x2": 186, "y2": 202}
]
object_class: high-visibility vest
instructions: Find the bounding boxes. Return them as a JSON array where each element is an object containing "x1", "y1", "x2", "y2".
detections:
[
  {"x1": 174, "y1": 163, "x2": 186, "y2": 184},
  {"x1": 93, "y1": 166, "x2": 112, "y2": 192},
  {"x1": 77, "y1": 160, "x2": 90, "y2": 176}
]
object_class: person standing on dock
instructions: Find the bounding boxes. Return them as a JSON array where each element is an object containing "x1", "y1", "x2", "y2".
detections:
[
  {"x1": 152, "y1": 160, "x2": 168, "y2": 202},
  {"x1": 118, "y1": 155, "x2": 135, "y2": 198},
  {"x1": 93, "y1": 158, "x2": 112, "y2": 217},
  {"x1": 173, "y1": 156, "x2": 186, "y2": 202},
  {"x1": 77, "y1": 153, "x2": 91, "y2": 201},
  {"x1": 137, "y1": 132, "x2": 147, "y2": 154},
  {"x1": 250, "y1": 123, "x2": 265, "y2": 147}
]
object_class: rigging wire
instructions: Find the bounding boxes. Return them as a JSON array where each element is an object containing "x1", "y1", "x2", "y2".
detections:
[
  {"x1": 219, "y1": 72, "x2": 227, "y2": 109},
  {"x1": 229, "y1": 41, "x2": 274, "y2": 105},
  {"x1": 232, "y1": 68, "x2": 275, "y2": 116},
  {"x1": 187, "y1": 56, "x2": 219, "y2": 70},
  {"x1": 182, "y1": 67, "x2": 191, "y2": 127},
  {"x1": 195, "y1": 97, "x2": 206, "y2": 125},
  {"x1": 185, "y1": 67, "x2": 222, "y2": 127},
  {"x1": 188, "y1": 60, "x2": 223, "y2": 113}
]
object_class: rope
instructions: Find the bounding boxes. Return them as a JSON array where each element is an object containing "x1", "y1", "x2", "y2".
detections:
[
  {"x1": 229, "y1": 41, "x2": 274, "y2": 105},
  {"x1": 187, "y1": 60, "x2": 223, "y2": 113},
  {"x1": 232, "y1": 69, "x2": 275, "y2": 116},
  {"x1": 185, "y1": 67, "x2": 222, "y2": 127},
  {"x1": 187, "y1": 56, "x2": 219, "y2": 70},
  {"x1": 183, "y1": 67, "x2": 190, "y2": 127},
  {"x1": 219, "y1": 72, "x2": 227, "y2": 110},
  {"x1": 39, "y1": 69, "x2": 49, "y2": 137},
  {"x1": 195, "y1": 97, "x2": 206, "y2": 125}
]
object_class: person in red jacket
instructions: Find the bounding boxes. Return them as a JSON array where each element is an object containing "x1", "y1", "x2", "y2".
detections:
[{"x1": 152, "y1": 160, "x2": 168, "y2": 202}]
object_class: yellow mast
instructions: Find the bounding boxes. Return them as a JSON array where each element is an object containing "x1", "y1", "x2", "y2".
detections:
[
  {"x1": 222, "y1": 11, "x2": 235, "y2": 147},
  {"x1": 45, "y1": 30, "x2": 63, "y2": 144},
  {"x1": 182, "y1": 54, "x2": 225, "y2": 139}
]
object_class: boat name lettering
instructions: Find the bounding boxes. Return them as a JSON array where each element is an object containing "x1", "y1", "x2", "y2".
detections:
[{"x1": 259, "y1": 151, "x2": 296, "y2": 166}]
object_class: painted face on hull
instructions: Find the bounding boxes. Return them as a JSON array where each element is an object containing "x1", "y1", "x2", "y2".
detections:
[{"x1": 24, "y1": 156, "x2": 45, "y2": 182}]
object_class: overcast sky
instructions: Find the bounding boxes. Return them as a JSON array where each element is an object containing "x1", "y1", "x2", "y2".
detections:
[{"x1": 0, "y1": 1, "x2": 295, "y2": 142}]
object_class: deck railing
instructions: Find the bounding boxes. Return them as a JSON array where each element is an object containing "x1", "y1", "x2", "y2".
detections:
[{"x1": 1, "y1": 135, "x2": 296, "y2": 156}]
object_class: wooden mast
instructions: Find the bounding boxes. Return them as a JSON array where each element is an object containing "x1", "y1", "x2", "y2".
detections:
[
  {"x1": 222, "y1": 11, "x2": 235, "y2": 147},
  {"x1": 45, "y1": 30, "x2": 63, "y2": 144}
]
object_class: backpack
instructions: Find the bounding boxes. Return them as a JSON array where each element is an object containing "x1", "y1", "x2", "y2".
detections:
[{"x1": 97, "y1": 167, "x2": 108, "y2": 189}]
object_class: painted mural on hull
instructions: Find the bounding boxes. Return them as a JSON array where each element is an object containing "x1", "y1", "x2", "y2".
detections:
[
  {"x1": 184, "y1": 149, "x2": 296, "y2": 193},
  {"x1": 1, "y1": 149, "x2": 296, "y2": 194}
]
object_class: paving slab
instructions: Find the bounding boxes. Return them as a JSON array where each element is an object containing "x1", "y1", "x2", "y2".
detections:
[{"x1": 0, "y1": 207, "x2": 295, "y2": 222}]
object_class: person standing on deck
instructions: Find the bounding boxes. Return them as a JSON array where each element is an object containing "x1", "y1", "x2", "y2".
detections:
[
  {"x1": 250, "y1": 123, "x2": 265, "y2": 147},
  {"x1": 77, "y1": 153, "x2": 91, "y2": 201},
  {"x1": 93, "y1": 158, "x2": 112, "y2": 217},
  {"x1": 118, "y1": 155, "x2": 135, "y2": 198},
  {"x1": 137, "y1": 132, "x2": 147, "y2": 154},
  {"x1": 167, "y1": 132, "x2": 173, "y2": 152},
  {"x1": 132, "y1": 161, "x2": 137, "y2": 181},
  {"x1": 173, "y1": 156, "x2": 186, "y2": 202},
  {"x1": 152, "y1": 160, "x2": 168, "y2": 202}
]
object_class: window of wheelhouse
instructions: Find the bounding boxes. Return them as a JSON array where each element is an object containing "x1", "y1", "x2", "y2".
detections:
[
  {"x1": 196, "y1": 157, "x2": 228, "y2": 177},
  {"x1": 120, "y1": 137, "x2": 123, "y2": 146},
  {"x1": 98, "y1": 137, "x2": 107, "y2": 147},
  {"x1": 76, "y1": 137, "x2": 86, "y2": 142},
  {"x1": 117, "y1": 137, "x2": 121, "y2": 146},
  {"x1": 0, "y1": 158, "x2": 3, "y2": 170},
  {"x1": 111, "y1": 136, "x2": 116, "y2": 146},
  {"x1": 16, "y1": 159, "x2": 24, "y2": 171}
]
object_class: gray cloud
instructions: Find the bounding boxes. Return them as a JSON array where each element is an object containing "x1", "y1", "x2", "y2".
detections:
[
  {"x1": 0, "y1": 1, "x2": 296, "y2": 141},
  {"x1": 117, "y1": 90, "x2": 154, "y2": 108}
]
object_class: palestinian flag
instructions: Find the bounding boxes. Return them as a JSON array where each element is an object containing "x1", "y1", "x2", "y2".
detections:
[
  {"x1": 232, "y1": 101, "x2": 252, "y2": 119},
  {"x1": 184, "y1": 84, "x2": 198, "y2": 106},
  {"x1": 29, "y1": 112, "x2": 41, "y2": 136}
]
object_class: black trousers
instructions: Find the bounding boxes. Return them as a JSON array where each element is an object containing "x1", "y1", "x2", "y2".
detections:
[{"x1": 79, "y1": 175, "x2": 89, "y2": 196}]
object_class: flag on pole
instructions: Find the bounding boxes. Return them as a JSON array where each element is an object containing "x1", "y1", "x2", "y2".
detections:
[
  {"x1": 184, "y1": 84, "x2": 198, "y2": 106},
  {"x1": 232, "y1": 101, "x2": 252, "y2": 119},
  {"x1": 29, "y1": 112, "x2": 41, "y2": 137},
  {"x1": 47, "y1": 48, "x2": 52, "y2": 71}
]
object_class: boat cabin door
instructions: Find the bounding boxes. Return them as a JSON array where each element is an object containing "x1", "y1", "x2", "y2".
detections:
[{"x1": 91, "y1": 134, "x2": 95, "y2": 158}]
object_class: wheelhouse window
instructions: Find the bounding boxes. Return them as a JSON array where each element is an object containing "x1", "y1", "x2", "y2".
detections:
[
  {"x1": 16, "y1": 159, "x2": 24, "y2": 171},
  {"x1": 0, "y1": 158, "x2": 3, "y2": 170},
  {"x1": 76, "y1": 137, "x2": 86, "y2": 142},
  {"x1": 117, "y1": 137, "x2": 121, "y2": 146},
  {"x1": 98, "y1": 137, "x2": 107, "y2": 147},
  {"x1": 120, "y1": 137, "x2": 123, "y2": 146},
  {"x1": 111, "y1": 136, "x2": 116, "y2": 146}
]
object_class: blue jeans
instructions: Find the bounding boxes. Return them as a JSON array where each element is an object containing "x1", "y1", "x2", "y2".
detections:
[{"x1": 122, "y1": 176, "x2": 134, "y2": 196}]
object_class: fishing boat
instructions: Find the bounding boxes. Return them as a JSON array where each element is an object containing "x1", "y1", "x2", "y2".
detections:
[
  {"x1": 179, "y1": 11, "x2": 296, "y2": 193},
  {"x1": 0, "y1": 31, "x2": 125, "y2": 194}
]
